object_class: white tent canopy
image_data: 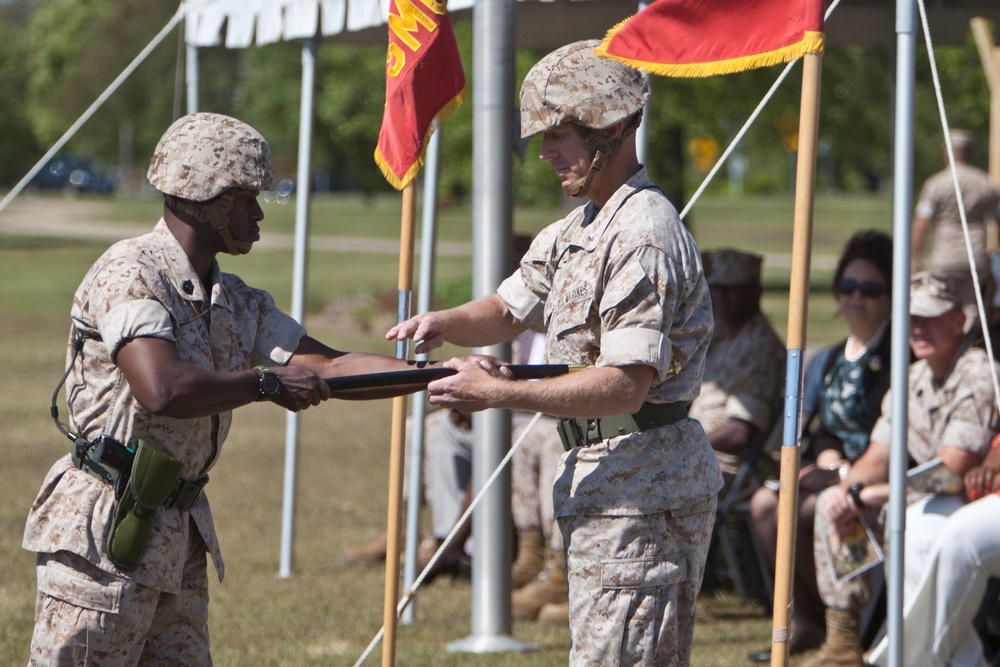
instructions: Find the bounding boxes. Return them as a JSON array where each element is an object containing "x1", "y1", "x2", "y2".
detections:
[{"x1": 184, "y1": 0, "x2": 648, "y2": 49}]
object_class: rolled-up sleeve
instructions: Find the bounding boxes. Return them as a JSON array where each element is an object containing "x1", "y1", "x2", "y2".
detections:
[
  {"x1": 597, "y1": 246, "x2": 674, "y2": 380},
  {"x1": 251, "y1": 291, "x2": 307, "y2": 366},
  {"x1": 100, "y1": 300, "x2": 174, "y2": 359}
]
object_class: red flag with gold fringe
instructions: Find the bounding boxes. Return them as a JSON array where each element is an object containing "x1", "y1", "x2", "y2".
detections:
[
  {"x1": 595, "y1": 0, "x2": 824, "y2": 77},
  {"x1": 375, "y1": 0, "x2": 466, "y2": 190}
]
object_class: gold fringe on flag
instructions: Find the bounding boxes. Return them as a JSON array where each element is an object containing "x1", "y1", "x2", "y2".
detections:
[
  {"x1": 374, "y1": 86, "x2": 469, "y2": 191},
  {"x1": 595, "y1": 20, "x2": 824, "y2": 78}
]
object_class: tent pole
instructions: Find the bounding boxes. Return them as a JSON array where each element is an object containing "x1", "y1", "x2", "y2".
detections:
[
  {"x1": 448, "y1": 0, "x2": 533, "y2": 654},
  {"x1": 401, "y1": 128, "x2": 443, "y2": 625},
  {"x1": 886, "y1": 2, "x2": 917, "y2": 665},
  {"x1": 769, "y1": 50, "x2": 822, "y2": 667},
  {"x1": 278, "y1": 37, "x2": 317, "y2": 580},
  {"x1": 185, "y1": 41, "x2": 199, "y2": 115}
]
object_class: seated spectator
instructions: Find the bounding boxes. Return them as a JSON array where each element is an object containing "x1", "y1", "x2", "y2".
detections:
[
  {"x1": 800, "y1": 271, "x2": 994, "y2": 667},
  {"x1": 689, "y1": 249, "x2": 785, "y2": 488},
  {"x1": 748, "y1": 230, "x2": 895, "y2": 660},
  {"x1": 866, "y1": 433, "x2": 1000, "y2": 667}
]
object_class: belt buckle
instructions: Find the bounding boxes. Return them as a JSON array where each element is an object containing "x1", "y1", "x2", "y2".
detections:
[{"x1": 558, "y1": 418, "x2": 587, "y2": 451}]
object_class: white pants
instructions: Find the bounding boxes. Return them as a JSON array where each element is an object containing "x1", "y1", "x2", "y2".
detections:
[{"x1": 869, "y1": 494, "x2": 1000, "y2": 667}]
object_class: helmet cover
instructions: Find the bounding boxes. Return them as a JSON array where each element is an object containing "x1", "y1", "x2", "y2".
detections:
[
  {"x1": 147, "y1": 112, "x2": 275, "y2": 202},
  {"x1": 519, "y1": 40, "x2": 650, "y2": 139}
]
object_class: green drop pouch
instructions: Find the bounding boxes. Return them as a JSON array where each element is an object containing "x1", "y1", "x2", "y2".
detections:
[{"x1": 106, "y1": 439, "x2": 182, "y2": 570}]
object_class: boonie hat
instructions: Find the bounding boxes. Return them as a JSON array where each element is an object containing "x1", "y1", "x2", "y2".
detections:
[
  {"x1": 909, "y1": 272, "x2": 962, "y2": 318},
  {"x1": 704, "y1": 249, "x2": 763, "y2": 287}
]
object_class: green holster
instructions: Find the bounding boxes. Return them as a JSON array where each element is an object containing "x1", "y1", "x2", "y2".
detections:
[{"x1": 106, "y1": 439, "x2": 182, "y2": 571}]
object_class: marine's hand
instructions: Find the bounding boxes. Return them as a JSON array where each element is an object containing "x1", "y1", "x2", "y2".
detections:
[
  {"x1": 386, "y1": 314, "x2": 445, "y2": 355},
  {"x1": 449, "y1": 408, "x2": 474, "y2": 431},
  {"x1": 271, "y1": 366, "x2": 331, "y2": 411},
  {"x1": 823, "y1": 485, "x2": 860, "y2": 535},
  {"x1": 427, "y1": 355, "x2": 513, "y2": 413},
  {"x1": 964, "y1": 465, "x2": 996, "y2": 501},
  {"x1": 799, "y1": 464, "x2": 838, "y2": 493}
]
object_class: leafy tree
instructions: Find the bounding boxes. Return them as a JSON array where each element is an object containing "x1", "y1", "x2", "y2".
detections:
[{"x1": 0, "y1": 0, "x2": 41, "y2": 186}]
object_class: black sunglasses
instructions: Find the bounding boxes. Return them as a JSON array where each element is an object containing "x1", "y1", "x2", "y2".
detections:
[{"x1": 836, "y1": 279, "x2": 888, "y2": 298}]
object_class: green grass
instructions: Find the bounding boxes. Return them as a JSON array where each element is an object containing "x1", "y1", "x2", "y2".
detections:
[{"x1": 0, "y1": 190, "x2": 891, "y2": 665}]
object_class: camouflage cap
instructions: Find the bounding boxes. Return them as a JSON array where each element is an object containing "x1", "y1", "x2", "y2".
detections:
[
  {"x1": 909, "y1": 271, "x2": 963, "y2": 318},
  {"x1": 949, "y1": 129, "x2": 974, "y2": 150},
  {"x1": 703, "y1": 249, "x2": 763, "y2": 287},
  {"x1": 519, "y1": 40, "x2": 650, "y2": 139},
  {"x1": 147, "y1": 112, "x2": 276, "y2": 202}
]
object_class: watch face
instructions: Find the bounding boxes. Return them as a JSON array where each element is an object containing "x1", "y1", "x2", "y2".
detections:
[{"x1": 260, "y1": 371, "x2": 282, "y2": 398}]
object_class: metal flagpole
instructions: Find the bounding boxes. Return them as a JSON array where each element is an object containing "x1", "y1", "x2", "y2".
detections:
[
  {"x1": 401, "y1": 127, "x2": 442, "y2": 626},
  {"x1": 769, "y1": 49, "x2": 823, "y2": 667},
  {"x1": 448, "y1": 0, "x2": 532, "y2": 653},
  {"x1": 278, "y1": 37, "x2": 317, "y2": 579},
  {"x1": 885, "y1": 2, "x2": 917, "y2": 664}
]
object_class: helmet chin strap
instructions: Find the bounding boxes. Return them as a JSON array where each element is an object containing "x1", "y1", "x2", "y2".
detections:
[
  {"x1": 564, "y1": 112, "x2": 643, "y2": 199},
  {"x1": 166, "y1": 192, "x2": 246, "y2": 255}
]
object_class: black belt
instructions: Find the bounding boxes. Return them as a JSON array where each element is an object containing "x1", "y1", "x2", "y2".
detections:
[{"x1": 557, "y1": 401, "x2": 689, "y2": 451}]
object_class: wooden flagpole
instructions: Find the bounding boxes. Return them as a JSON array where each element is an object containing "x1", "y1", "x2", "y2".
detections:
[
  {"x1": 383, "y1": 182, "x2": 417, "y2": 667},
  {"x1": 770, "y1": 50, "x2": 823, "y2": 667}
]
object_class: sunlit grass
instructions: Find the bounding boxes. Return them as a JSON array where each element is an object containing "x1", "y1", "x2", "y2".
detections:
[{"x1": 0, "y1": 190, "x2": 894, "y2": 664}]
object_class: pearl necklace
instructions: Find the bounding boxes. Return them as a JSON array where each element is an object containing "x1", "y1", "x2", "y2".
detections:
[{"x1": 845, "y1": 318, "x2": 890, "y2": 363}]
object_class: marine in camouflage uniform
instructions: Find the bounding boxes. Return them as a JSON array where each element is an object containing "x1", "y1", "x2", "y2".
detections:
[
  {"x1": 913, "y1": 130, "x2": 1000, "y2": 276},
  {"x1": 689, "y1": 249, "x2": 785, "y2": 483},
  {"x1": 912, "y1": 129, "x2": 1000, "y2": 329},
  {"x1": 387, "y1": 41, "x2": 723, "y2": 666},
  {"x1": 23, "y1": 113, "x2": 443, "y2": 666},
  {"x1": 803, "y1": 272, "x2": 996, "y2": 667}
]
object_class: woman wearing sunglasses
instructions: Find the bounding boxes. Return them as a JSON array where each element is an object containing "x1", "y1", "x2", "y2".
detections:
[{"x1": 749, "y1": 229, "x2": 898, "y2": 660}]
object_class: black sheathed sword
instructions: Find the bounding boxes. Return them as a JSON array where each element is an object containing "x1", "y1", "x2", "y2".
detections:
[{"x1": 323, "y1": 364, "x2": 586, "y2": 392}]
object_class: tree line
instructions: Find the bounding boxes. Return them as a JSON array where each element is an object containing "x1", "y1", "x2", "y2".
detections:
[{"x1": 0, "y1": 0, "x2": 994, "y2": 206}]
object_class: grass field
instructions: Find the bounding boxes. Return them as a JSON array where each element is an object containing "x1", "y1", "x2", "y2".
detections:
[{"x1": 0, "y1": 190, "x2": 893, "y2": 665}]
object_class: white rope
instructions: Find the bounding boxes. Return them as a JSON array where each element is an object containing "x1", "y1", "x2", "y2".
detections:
[
  {"x1": 0, "y1": 4, "x2": 187, "y2": 215},
  {"x1": 916, "y1": 0, "x2": 1000, "y2": 416},
  {"x1": 352, "y1": 411, "x2": 545, "y2": 667},
  {"x1": 679, "y1": 0, "x2": 844, "y2": 221}
]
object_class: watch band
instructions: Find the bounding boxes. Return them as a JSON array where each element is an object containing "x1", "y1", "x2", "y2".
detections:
[{"x1": 848, "y1": 482, "x2": 867, "y2": 510}]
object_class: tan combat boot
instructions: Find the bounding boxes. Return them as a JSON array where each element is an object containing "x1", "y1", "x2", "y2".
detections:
[
  {"x1": 511, "y1": 528, "x2": 546, "y2": 589},
  {"x1": 344, "y1": 534, "x2": 387, "y2": 565},
  {"x1": 537, "y1": 601, "x2": 569, "y2": 625},
  {"x1": 512, "y1": 552, "x2": 568, "y2": 620},
  {"x1": 798, "y1": 608, "x2": 864, "y2": 667}
]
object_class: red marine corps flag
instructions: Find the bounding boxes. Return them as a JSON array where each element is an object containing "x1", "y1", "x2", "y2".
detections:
[
  {"x1": 595, "y1": 0, "x2": 824, "y2": 77},
  {"x1": 374, "y1": 0, "x2": 466, "y2": 190}
]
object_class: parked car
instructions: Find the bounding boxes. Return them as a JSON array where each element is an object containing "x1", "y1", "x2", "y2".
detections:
[{"x1": 31, "y1": 154, "x2": 115, "y2": 193}]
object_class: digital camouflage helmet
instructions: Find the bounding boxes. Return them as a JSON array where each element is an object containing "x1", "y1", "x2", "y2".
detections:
[
  {"x1": 147, "y1": 112, "x2": 276, "y2": 255},
  {"x1": 519, "y1": 40, "x2": 650, "y2": 197}
]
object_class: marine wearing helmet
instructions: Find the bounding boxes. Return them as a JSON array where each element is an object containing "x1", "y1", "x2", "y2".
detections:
[
  {"x1": 147, "y1": 112, "x2": 276, "y2": 255},
  {"x1": 519, "y1": 40, "x2": 650, "y2": 197}
]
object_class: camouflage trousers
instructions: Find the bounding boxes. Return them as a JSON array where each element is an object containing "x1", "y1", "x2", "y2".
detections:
[
  {"x1": 511, "y1": 415, "x2": 563, "y2": 552},
  {"x1": 558, "y1": 496, "x2": 716, "y2": 666},
  {"x1": 29, "y1": 543, "x2": 210, "y2": 666}
]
